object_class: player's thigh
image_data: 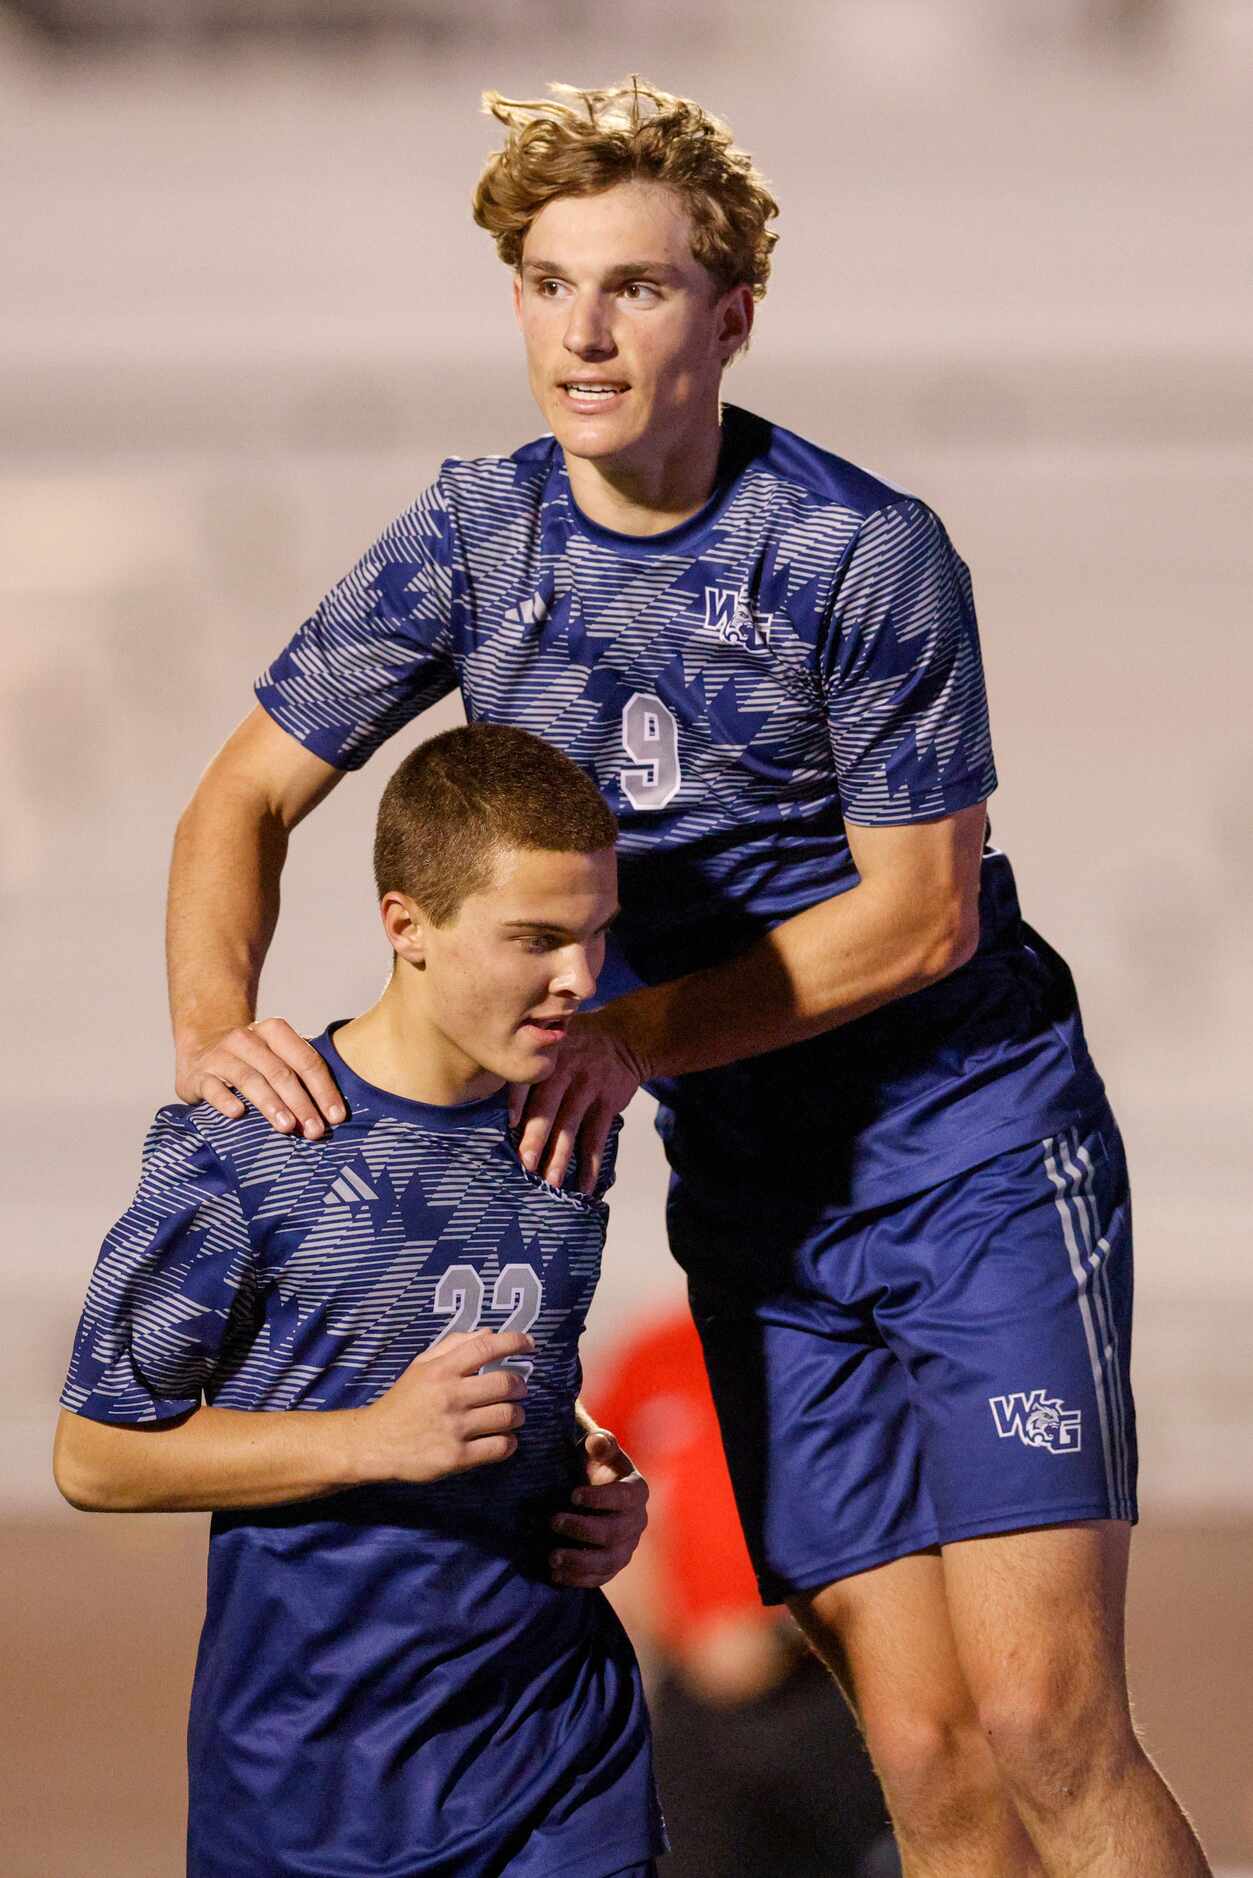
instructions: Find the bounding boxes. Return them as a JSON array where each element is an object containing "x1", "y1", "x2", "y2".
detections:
[
  {"x1": 672, "y1": 1188, "x2": 939, "y2": 1601},
  {"x1": 864, "y1": 1109, "x2": 1138, "y2": 1541},
  {"x1": 789, "y1": 1546, "x2": 991, "y2": 1792},
  {"x1": 940, "y1": 1518, "x2": 1135, "y2": 1740},
  {"x1": 790, "y1": 1547, "x2": 953, "y2": 1711}
]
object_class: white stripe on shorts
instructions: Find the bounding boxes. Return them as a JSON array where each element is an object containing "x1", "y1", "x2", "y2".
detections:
[
  {"x1": 1057, "y1": 1128, "x2": 1126, "y2": 1506},
  {"x1": 1042, "y1": 1132, "x2": 1123, "y2": 1518},
  {"x1": 1067, "y1": 1133, "x2": 1133, "y2": 1518}
]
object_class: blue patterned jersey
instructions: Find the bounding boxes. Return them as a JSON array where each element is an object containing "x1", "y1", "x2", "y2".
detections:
[
  {"x1": 60, "y1": 1026, "x2": 661, "y2": 1878},
  {"x1": 257, "y1": 407, "x2": 1105, "y2": 1206}
]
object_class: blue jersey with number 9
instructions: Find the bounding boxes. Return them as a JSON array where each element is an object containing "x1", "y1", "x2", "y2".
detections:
[{"x1": 257, "y1": 406, "x2": 1106, "y2": 1209}]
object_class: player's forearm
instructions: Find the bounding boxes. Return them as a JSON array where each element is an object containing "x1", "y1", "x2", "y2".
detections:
[
  {"x1": 167, "y1": 775, "x2": 288, "y2": 1060},
  {"x1": 598, "y1": 877, "x2": 976, "y2": 1082},
  {"x1": 53, "y1": 1402, "x2": 372, "y2": 1514}
]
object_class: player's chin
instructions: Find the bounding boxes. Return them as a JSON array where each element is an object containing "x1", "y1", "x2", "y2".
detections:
[
  {"x1": 551, "y1": 426, "x2": 630, "y2": 464},
  {"x1": 505, "y1": 1041, "x2": 563, "y2": 1085},
  {"x1": 547, "y1": 403, "x2": 641, "y2": 461}
]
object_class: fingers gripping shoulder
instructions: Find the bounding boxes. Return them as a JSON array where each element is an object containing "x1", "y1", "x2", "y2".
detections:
[
  {"x1": 588, "y1": 1112, "x2": 625, "y2": 1203},
  {"x1": 518, "y1": 1110, "x2": 623, "y2": 1208}
]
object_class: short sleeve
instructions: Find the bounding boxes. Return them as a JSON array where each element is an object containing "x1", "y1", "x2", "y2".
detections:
[
  {"x1": 254, "y1": 476, "x2": 461, "y2": 772},
  {"x1": 60, "y1": 1109, "x2": 257, "y2": 1425},
  {"x1": 824, "y1": 499, "x2": 997, "y2": 825}
]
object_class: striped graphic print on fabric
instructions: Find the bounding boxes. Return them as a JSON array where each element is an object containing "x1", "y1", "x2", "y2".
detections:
[
  {"x1": 1042, "y1": 1129, "x2": 1132, "y2": 1520},
  {"x1": 824, "y1": 500, "x2": 991, "y2": 824}
]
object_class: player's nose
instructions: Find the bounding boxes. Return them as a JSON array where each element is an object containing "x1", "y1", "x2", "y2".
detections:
[
  {"x1": 551, "y1": 945, "x2": 598, "y2": 1003},
  {"x1": 562, "y1": 291, "x2": 614, "y2": 358}
]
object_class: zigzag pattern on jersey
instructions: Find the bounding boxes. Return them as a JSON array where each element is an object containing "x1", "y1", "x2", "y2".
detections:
[
  {"x1": 62, "y1": 1113, "x2": 256, "y2": 1423},
  {"x1": 63, "y1": 1103, "x2": 616, "y2": 1519},
  {"x1": 823, "y1": 501, "x2": 994, "y2": 819},
  {"x1": 257, "y1": 480, "x2": 461, "y2": 770}
]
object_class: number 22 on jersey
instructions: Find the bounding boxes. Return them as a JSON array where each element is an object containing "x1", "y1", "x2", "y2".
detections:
[{"x1": 431, "y1": 1264, "x2": 541, "y2": 1377}]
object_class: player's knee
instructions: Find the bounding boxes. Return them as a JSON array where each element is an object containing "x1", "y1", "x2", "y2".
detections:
[
  {"x1": 976, "y1": 1675, "x2": 1138, "y2": 1814},
  {"x1": 867, "y1": 1709, "x2": 999, "y2": 1835}
]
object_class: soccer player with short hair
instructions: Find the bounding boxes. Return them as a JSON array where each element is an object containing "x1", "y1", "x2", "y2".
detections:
[
  {"x1": 165, "y1": 80, "x2": 1209, "y2": 1876},
  {"x1": 55, "y1": 724, "x2": 666, "y2": 1878}
]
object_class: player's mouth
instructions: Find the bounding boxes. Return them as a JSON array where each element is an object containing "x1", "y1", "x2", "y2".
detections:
[
  {"x1": 557, "y1": 381, "x2": 629, "y2": 415},
  {"x1": 520, "y1": 1012, "x2": 571, "y2": 1046}
]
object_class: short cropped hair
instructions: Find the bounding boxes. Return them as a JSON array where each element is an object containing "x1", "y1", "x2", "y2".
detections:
[
  {"x1": 472, "y1": 76, "x2": 779, "y2": 299},
  {"x1": 374, "y1": 724, "x2": 618, "y2": 926}
]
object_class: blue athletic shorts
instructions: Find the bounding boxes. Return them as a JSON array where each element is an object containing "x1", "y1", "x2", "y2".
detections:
[{"x1": 668, "y1": 1107, "x2": 1137, "y2": 1601}]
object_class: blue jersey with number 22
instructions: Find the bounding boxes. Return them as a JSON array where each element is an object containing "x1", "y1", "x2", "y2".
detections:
[{"x1": 61, "y1": 1026, "x2": 662, "y2": 1878}]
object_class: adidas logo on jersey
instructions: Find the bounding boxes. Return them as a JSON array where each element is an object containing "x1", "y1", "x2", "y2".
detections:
[
  {"x1": 324, "y1": 1165, "x2": 378, "y2": 1208},
  {"x1": 703, "y1": 585, "x2": 773, "y2": 650},
  {"x1": 988, "y1": 1389, "x2": 1082, "y2": 1454}
]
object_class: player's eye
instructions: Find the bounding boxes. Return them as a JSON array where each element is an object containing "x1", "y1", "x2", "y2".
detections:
[
  {"x1": 621, "y1": 281, "x2": 659, "y2": 303},
  {"x1": 519, "y1": 934, "x2": 560, "y2": 953}
]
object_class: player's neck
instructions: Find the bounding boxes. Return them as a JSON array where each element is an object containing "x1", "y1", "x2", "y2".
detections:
[
  {"x1": 333, "y1": 984, "x2": 505, "y2": 1110},
  {"x1": 563, "y1": 411, "x2": 723, "y2": 537}
]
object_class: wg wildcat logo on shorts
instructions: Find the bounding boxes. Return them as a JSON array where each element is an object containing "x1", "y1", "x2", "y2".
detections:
[{"x1": 989, "y1": 1390, "x2": 1082, "y2": 1454}]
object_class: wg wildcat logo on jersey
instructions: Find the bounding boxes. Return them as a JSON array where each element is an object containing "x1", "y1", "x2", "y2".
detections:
[
  {"x1": 703, "y1": 585, "x2": 773, "y2": 649},
  {"x1": 989, "y1": 1390, "x2": 1082, "y2": 1454}
]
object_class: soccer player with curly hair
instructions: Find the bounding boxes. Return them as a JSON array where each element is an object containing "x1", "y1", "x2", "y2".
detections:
[{"x1": 167, "y1": 78, "x2": 1209, "y2": 1877}]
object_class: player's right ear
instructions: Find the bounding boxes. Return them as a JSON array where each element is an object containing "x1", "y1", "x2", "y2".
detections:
[{"x1": 380, "y1": 891, "x2": 428, "y2": 970}]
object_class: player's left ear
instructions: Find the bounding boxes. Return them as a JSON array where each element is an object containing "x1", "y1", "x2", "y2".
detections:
[
  {"x1": 717, "y1": 284, "x2": 754, "y2": 365},
  {"x1": 380, "y1": 891, "x2": 428, "y2": 970}
]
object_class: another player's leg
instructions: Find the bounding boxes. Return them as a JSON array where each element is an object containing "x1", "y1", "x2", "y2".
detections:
[
  {"x1": 850, "y1": 1110, "x2": 1209, "y2": 1872},
  {"x1": 941, "y1": 1519, "x2": 1210, "y2": 1876},
  {"x1": 789, "y1": 1552, "x2": 1043, "y2": 1877},
  {"x1": 674, "y1": 1185, "x2": 1029, "y2": 1872}
]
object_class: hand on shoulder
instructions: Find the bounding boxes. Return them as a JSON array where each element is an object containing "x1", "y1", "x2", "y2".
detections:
[
  {"x1": 510, "y1": 1014, "x2": 645, "y2": 1194},
  {"x1": 176, "y1": 1017, "x2": 345, "y2": 1139}
]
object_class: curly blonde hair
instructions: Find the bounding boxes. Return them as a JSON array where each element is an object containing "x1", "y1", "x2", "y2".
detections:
[{"x1": 472, "y1": 77, "x2": 779, "y2": 299}]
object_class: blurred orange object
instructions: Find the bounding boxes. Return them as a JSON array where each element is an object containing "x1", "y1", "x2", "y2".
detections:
[{"x1": 593, "y1": 1307, "x2": 772, "y2": 1655}]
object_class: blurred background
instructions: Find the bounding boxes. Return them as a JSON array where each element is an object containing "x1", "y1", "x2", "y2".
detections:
[{"x1": 3, "y1": 1, "x2": 1250, "y2": 1871}]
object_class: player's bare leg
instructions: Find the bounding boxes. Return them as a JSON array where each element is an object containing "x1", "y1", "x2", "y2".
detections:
[
  {"x1": 942, "y1": 1521, "x2": 1210, "y2": 1876},
  {"x1": 789, "y1": 1550, "x2": 1044, "y2": 1877}
]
